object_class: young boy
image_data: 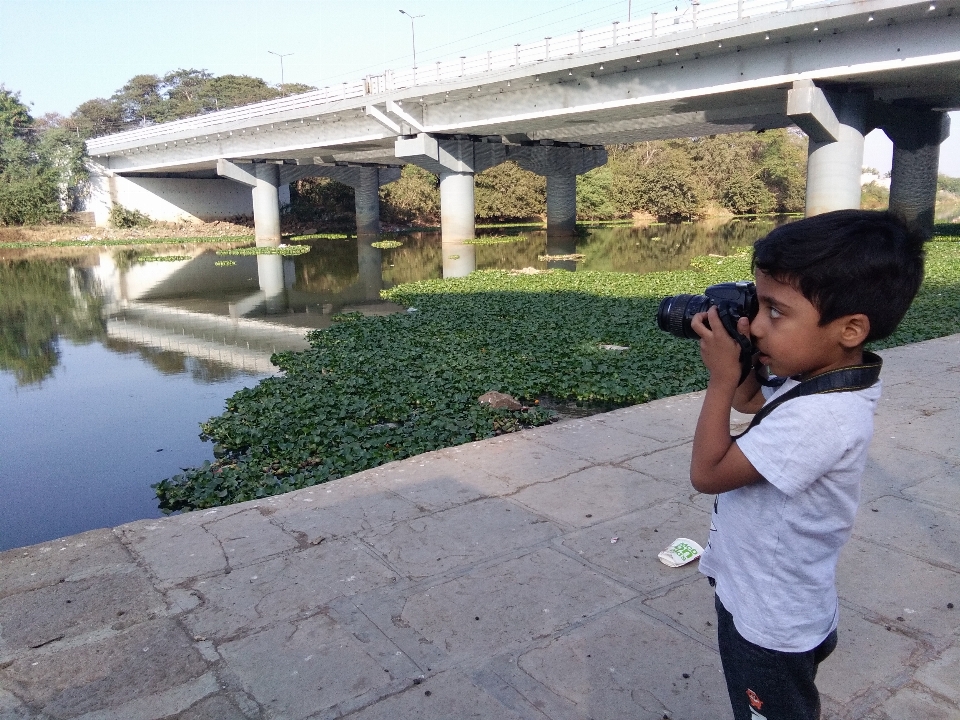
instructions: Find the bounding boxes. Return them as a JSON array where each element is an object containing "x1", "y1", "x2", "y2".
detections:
[{"x1": 689, "y1": 210, "x2": 926, "y2": 720}]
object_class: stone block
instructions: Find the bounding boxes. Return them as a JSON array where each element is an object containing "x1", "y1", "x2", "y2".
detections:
[
  {"x1": 380, "y1": 547, "x2": 637, "y2": 668},
  {"x1": 454, "y1": 434, "x2": 593, "y2": 493},
  {"x1": 217, "y1": 614, "x2": 416, "y2": 720},
  {"x1": 860, "y1": 444, "x2": 956, "y2": 501},
  {"x1": 117, "y1": 520, "x2": 226, "y2": 586},
  {"x1": 0, "y1": 529, "x2": 131, "y2": 599},
  {"x1": 561, "y1": 502, "x2": 710, "y2": 592},
  {"x1": 270, "y1": 482, "x2": 422, "y2": 545},
  {"x1": 203, "y1": 508, "x2": 300, "y2": 566},
  {"x1": 364, "y1": 454, "x2": 503, "y2": 512},
  {"x1": 175, "y1": 693, "x2": 251, "y2": 720},
  {"x1": 837, "y1": 539, "x2": 960, "y2": 637},
  {"x1": 510, "y1": 466, "x2": 681, "y2": 529},
  {"x1": 0, "y1": 619, "x2": 209, "y2": 719},
  {"x1": 854, "y1": 495, "x2": 960, "y2": 573},
  {"x1": 642, "y1": 576, "x2": 718, "y2": 646},
  {"x1": 879, "y1": 687, "x2": 960, "y2": 720},
  {"x1": 623, "y1": 441, "x2": 693, "y2": 485},
  {"x1": 916, "y1": 646, "x2": 960, "y2": 705},
  {"x1": 359, "y1": 498, "x2": 562, "y2": 579},
  {"x1": 182, "y1": 539, "x2": 398, "y2": 641},
  {"x1": 594, "y1": 392, "x2": 705, "y2": 443},
  {"x1": 517, "y1": 598, "x2": 731, "y2": 720},
  {"x1": 818, "y1": 610, "x2": 922, "y2": 707},
  {"x1": 0, "y1": 566, "x2": 163, "y2": 653},
  {"x1": 343, "y1": 669, "x2": 531, "y2": 720},
  {"x1": 521, "y1": 419, "x2": 667, "y2": 464}
]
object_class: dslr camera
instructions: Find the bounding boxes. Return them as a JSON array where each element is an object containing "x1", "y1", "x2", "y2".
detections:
[{"x1": 656, "y1": 281, "x2": 759, "y2": 381}]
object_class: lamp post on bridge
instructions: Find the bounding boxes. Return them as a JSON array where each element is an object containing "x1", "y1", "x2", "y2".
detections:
[
  {"x1": 268, "y1": 50, "x2": 293, "y2": 97},
  {"x1": 399, "y1": 9, "x2": 424, "y2": 69}
]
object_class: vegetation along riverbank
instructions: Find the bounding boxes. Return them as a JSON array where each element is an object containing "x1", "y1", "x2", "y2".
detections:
[{"x1": 153, "y1": 226, "x2": 960, "y2": 512}]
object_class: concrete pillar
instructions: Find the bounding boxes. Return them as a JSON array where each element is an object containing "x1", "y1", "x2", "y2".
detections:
[
  {"x1": 804, "y1": 93, "x2": 867, "y2": 217},
  {"x1": 442, "y1": 242, "x2": 477, "y2": 278},
  {"x1": 355, "y1": 167, "x2": 381, "y2": 237},
  {"x1": 546, "y1": 175, "x2": 578, "y2": 236},
  {"x1": 252, "y1": 163, "x2": 282, "y2": 246},
  {"x1": 887, "y1": 112, "x2": 950, "y2": 239},
  {"x1": 439, "y1": 171, "x2": 475, "y2": 243}
]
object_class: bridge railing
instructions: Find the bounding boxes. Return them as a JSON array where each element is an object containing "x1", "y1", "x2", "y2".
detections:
[
  {"x1": 364, "y1": 0, "x2": 828, "y2": 92},
  {"x1": 88, "y1": 0, "x2": 831, "y2": 150}
]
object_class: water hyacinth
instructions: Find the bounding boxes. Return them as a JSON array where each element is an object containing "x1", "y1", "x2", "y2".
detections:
[{"x1": 154, "y1": 240, "x2": 960, "y2": 513}]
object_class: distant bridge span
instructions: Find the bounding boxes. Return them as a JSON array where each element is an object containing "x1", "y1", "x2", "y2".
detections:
[{"x1": 87, "y1": 0, "x2": 959, "y2": 241}]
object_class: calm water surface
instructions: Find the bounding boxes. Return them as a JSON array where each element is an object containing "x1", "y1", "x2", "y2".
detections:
[{"x1": 0, "y1": 219, "x2": 785, "y2": 550}]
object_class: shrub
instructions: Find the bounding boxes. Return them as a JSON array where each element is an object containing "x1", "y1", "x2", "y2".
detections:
[{"x1": 108, "y1": 203, "x2": 151, "y2": 228}]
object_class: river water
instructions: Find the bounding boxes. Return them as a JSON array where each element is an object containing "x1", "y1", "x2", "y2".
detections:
[{"x1": 0, "y1": 219, "x2": 783, "y2": 550}]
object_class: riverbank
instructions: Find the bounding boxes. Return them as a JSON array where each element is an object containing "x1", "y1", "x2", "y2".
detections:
[{"x1": 1, "y1": 333, "x2": 957, "y2": 719}]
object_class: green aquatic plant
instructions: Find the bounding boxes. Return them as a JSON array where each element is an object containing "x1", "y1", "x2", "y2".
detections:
[
  {"x1": 140, "y1": 255, "x2": 190, "y2": 262},
  {"x1": 0, "y1": 236, "x2": 253, "y2": 249},
  {"x1": 371, "y1": 240, "x2": 403, "y2": 249},
  {"x1": 463, "y1": 235, "x2": 525, "y2": 245},
  {"x1": 154, "y1": 242, "x2": 960, "y2": 513},
  {"x1": 215, "y1": 245, "x2": 310, "y2": 256},
  {"x1": 214, "y1": 260, "x2": 237, "y2": 267},
  {"x1": 288, "y1": 233, "x2": 352, "y2": 241}
]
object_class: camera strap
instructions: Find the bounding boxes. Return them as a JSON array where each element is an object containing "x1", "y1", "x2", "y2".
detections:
[{"x1": 733, "y1": 351, "x2": 882, "y2": 440}]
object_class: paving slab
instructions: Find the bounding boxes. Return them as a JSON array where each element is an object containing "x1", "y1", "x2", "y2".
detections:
[{"x1": 0, "y1": 334, "x2": 958, "y2": 719}]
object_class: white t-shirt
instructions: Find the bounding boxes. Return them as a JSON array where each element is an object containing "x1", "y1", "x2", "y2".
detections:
[{"x1": 698, "y1": 378, "x2": 881, "y2": 652}]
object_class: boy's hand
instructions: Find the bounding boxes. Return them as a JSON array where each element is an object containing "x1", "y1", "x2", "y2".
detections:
[{"x1": 690, "y1": 307, "x2": 750, "y2": 387}]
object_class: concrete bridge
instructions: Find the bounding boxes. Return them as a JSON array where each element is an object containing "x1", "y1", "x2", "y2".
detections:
[{"x1": 86, "y1": 0, "x2": 960, "y2": 240}]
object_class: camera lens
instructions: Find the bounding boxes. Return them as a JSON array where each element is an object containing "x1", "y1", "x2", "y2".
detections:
[{"x1": 656, "y1": 294, "x2": 711, "y2": 339}]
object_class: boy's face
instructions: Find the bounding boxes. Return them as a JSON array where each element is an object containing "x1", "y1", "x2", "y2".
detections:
[{"x1": 750, "y1": 270, "x2": 865, "y2": 380}]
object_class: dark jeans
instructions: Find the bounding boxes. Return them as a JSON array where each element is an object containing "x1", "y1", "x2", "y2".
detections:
[{"x1": 715, "y1": 594, "x2": 838, "y2": 720}]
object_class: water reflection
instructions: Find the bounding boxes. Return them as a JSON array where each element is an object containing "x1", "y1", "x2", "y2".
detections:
[{"x1": 0, "y1": 217, "x2": 790, "y2": 550}]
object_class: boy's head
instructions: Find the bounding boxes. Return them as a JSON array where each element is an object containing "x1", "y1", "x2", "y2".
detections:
[{"x1": 752, "y1": 210, "x2": 925, "y2": 342}]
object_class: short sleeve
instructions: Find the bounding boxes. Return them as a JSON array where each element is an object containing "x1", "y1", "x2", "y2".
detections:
[{"x1": 735, "y1": 398, "x2": 849, "y2": 497}]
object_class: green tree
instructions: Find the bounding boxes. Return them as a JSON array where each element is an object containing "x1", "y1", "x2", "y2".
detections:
[
  {"x1": 0, "y1": 88, "x2": 65, "y2": 224},
  {"x1": 475, "y1": 161, "x2": 545, "y2": 221},
  {"x1": 381, "y1": 165, "x2": 440, "y2": 225}
]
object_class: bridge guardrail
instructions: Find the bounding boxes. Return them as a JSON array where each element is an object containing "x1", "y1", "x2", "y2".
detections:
[{"x1": 88, "y1": 0, "x2": 832, "y2": 150}]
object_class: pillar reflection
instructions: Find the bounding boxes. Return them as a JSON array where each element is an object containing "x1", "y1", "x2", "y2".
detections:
[
  {"x1": 545, "y1": 232, "x2": 579, "y2": 272},
  {"x1": 442, "y1": 242, "x2": 477, "y2": 278}
]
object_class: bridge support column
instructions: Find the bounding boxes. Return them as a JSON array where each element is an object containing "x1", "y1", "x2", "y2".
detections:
[
  {"x1": 354, "y1": 168, "x2": 382, "y2": 237},
  {"x1": 505, "y1": 144, "x2": 606, "y2": 236},
  {"x1": 881, "y1": 110, "x2": 951, "y2": 239},
  {"x1": 439, "y1": 171, "x2": 476, "y2": 242},
  {"x1": 804, "y1": 93, "x2": 867, "y2": 217},
  {"x1": 546, "y1": 175, "x2": 578, "y2": 236},
  {"x1": 396, "y1": 134, "x2": 509, "y2": 246},
  {"x1": 252, "y1": 163, "x2": 282, "y2": 246}
]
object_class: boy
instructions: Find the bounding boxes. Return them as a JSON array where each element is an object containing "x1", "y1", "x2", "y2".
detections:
[{"x1": 689, "y1": 210, "x2": 925, "y2": 720}]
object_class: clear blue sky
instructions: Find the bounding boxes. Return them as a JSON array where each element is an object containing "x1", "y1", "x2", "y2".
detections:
[{"x1": 1, "y1": 0, "x2": 957, "y2": 174}]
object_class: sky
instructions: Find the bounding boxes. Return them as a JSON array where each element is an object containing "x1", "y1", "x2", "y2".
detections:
[{"x1": 1, "y1": 0, "x2": 957, "y2": 175}]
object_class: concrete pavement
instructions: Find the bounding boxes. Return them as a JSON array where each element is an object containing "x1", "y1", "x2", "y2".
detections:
[{"x1": 1, "y1": 334, "x2": 958, "y2": 720}]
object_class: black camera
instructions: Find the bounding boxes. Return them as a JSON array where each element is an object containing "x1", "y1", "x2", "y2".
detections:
[{"x1": 656, "y1": 281, "x2": 759, "y2": 381}]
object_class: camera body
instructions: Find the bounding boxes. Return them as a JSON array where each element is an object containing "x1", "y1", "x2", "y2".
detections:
[{"x1": 657, "y1": 281, "x2": 759, "y2": 381}]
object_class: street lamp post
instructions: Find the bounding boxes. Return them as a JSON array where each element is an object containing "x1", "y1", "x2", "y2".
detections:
[
  {"x1": 399, "y1": 9, "x2": 424, "y2": 68},
  {"x1": 268, "y1": 50, "x2": 294, "y2": 96}
]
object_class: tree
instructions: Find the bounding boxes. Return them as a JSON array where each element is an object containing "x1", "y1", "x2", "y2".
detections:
[
  {"x1": 475, "y1": 161, "x2": 544, "y2": 221},
  {"x1": 0, "y1": 88, "x2": 88, "y2": 225}
]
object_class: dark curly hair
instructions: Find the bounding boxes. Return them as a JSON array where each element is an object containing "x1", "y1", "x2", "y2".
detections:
[{"x1": 752, "y1": 210, "x2": 925, "y2": 341}]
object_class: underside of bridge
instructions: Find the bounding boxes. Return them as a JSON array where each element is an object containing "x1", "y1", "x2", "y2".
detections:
[{"x1": 86, "y1": 0, "x2": 960, "y2": 241}]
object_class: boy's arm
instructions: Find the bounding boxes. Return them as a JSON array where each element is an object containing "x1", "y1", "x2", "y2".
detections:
[
  {"x1": 732, "y1": 361, "x2": 765, "y2": 414},
  {"x1": 689, "y1": 308, "x2": 764, "y2": 494}
]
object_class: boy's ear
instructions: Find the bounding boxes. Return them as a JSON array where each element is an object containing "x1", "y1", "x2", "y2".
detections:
[{"x1": 837, "y1": 313, "x2": 871, "y2": 348}]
